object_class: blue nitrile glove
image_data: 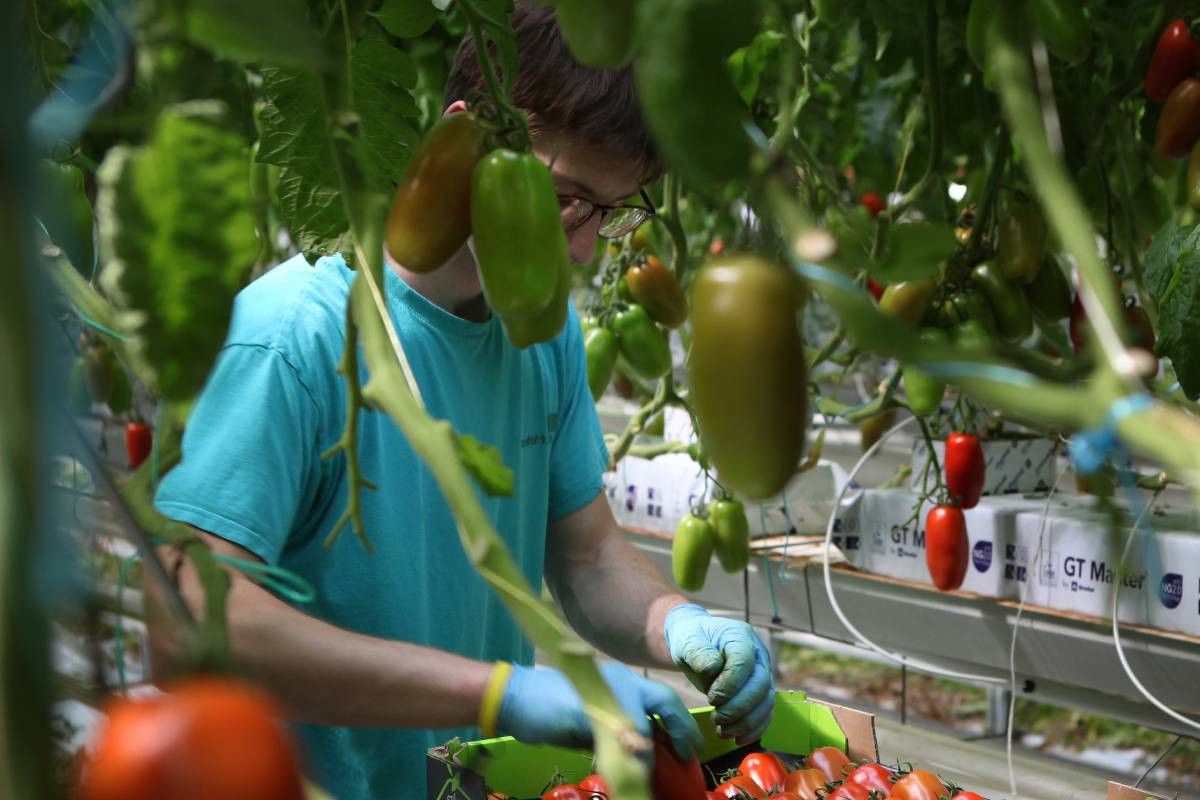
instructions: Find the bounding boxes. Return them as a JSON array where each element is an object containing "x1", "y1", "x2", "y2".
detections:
[
  {"x1": 663, "y1": 603, "x2": 774, "y2": 744},
  {"x1": 497, "y1": 661, "x2": 703, "y2": 760}
]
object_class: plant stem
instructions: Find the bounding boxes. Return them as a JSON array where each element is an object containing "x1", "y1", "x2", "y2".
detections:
[
  {"x1": 607, "y1": 375, "x2": 674, "y2": 470},
  {"x1": 877, "y1": 0, "x2": 943, "y2": 226},
  {"x1": 965, "y1": 132, "x2": 1009, "y2": 265},
  {"x1": 458, "y1": 0, "x2": 530, "y2": 150}
]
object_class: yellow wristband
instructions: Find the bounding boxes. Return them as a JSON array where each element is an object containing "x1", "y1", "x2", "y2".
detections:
[{"x1": 478, "y1": 661, "x2": 513, "y2": 738}]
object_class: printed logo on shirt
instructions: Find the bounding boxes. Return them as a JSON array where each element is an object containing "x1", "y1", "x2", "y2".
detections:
[{"x1": 520, "y1": 414, "x2": 560, "y2": 447}]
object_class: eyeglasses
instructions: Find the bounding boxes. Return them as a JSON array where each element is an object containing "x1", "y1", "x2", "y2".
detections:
[{"x1": 558, "y1": 188, "x2": 656, "y2": 239}]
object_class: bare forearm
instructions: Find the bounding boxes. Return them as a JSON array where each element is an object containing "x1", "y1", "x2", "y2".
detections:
[
  {"x1": 150, "y1": 537, "x2": 492, "y2": 728},
  {"x1": 547, "y1": 528, "x2": 687, "y2": 668}
]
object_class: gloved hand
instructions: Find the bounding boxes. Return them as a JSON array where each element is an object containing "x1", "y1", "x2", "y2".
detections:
[
  {"x1": 497, "y1": 661, "x2": 703, "y2": 760},
  {"x1": 663, "y1": 603, "x2": 774, "y2": 744}
]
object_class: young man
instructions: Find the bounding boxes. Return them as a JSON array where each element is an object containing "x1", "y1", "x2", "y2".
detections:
[{"x1": 149, "y1": 5, "x2": 774, "y2": 799}]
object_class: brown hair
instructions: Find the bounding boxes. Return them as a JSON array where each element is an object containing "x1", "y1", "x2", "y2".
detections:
[{"x1": 443, "y1": 2, "x2": 662, "y2": 183}]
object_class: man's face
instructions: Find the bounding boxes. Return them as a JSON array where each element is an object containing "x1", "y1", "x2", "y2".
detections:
[{"x1": 532, "y1": 133, "x2": 645, "y2": 265}]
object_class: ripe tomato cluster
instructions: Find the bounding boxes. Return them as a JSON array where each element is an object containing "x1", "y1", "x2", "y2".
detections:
[
  {"x1": 535, "y1": 745, "x2": 988, "y2": 800},
  {"x1": 1147, "y1": 20, "x2": 1200, "y2": 160},
  {"x1": 924, "y1": 432, "x2": 985, "y2": 593}
]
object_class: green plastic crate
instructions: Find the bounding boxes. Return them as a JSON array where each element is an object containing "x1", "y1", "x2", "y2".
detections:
[{"x1": 425, "y1": 690, "x2": 877, "y2": 800}]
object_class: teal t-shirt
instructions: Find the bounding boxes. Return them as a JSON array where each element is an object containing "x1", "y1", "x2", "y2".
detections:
[{"x1": 155, "y1": 253, "x2": 608, "y2": 800}]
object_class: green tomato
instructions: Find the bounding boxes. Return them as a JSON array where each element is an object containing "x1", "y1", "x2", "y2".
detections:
[
  {"x1": 612, "y1": 304, "x2": 672, "y2": 381},
  {"x1": 689, "y1": 256, "x2": 807, "y2": 500},
  {"x1": 673, "y1": 513, "x2": 716, "y2": 592},
  {"x1": 584, "y1": 327, "x2": 618, "y2": 401},
  {"x1": 472, "y1": 149, "x2": 567, "y2": 318},
  {"x1": 972, "y1": 261, "x2": 1034, "y2": 342},
  {"x1": 903, "y1": 329, "x2": 948, "y2": 417},
  {"x1": 707, "y1": 497, "x2": 750, "y2": 573}
]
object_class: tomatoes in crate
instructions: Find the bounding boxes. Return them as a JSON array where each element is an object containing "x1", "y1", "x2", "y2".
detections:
[
  {"x1": 76, "y1": 676, "x2": 305, "y2": 800},
  {"x1": 543, "y1": 785, "x2": 586, "y2": 800},
  {"x1": 848, "y1": 761, "x2": 897, "y2": 794},
  {"x1": 889, "y1": 769, "x2": 950, "y2": 800},
  {"x1": 650, "y1": 726, "x2": 707, "y2": 800},
  {"x1": 737, "y1": 751, "x2": 788, "y2": 793},
  {"x1": 807, "y1": 745, "x2": 852, "y2": 782},
  {"x1": 578, "y1": 774, "x2": 609, "y2": 799},
  {"x1": 782, "y1": 768, "x2": 828, "y2": 800},
  {"x1": 712, "y1": 773, "x2": 766, "y2": 799}
]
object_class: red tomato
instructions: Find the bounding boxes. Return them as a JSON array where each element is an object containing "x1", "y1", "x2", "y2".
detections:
[
  {"x1": 578, "y1": 774, "x2": 609, "y2": 799},
  {"x1": 709, "y1": 237, "x2": 726, "y2": 256},
  {"x1": 944, "y1": 432, "x2": 985, "y2": 509},
  {"x1": 1146, "y1": 19, "x2": 1200, "y2": 102},
  {"x1": 860, "y1": 191, "x2": 887, "y2": 218},
  {"x1": 828, "y1": 785, "x2": 873, "y2": 800},
  {"x1": 738, "y1": 751, "x2": 788, "y2": 793},
  {"x1": 950, "y1": 793, "x2": 987, "y2": 800},
  {"x1": 77, "y1": 676, "x2": 305, "y2": 800},
  {"x1": 543, "y1": 786, "x2": 585, "y2": 800},
  {"x1": 849, "y1": 762, "x2": 895, "y2": 795},
  {"x1": 867, "y1": 278, "x2": 886, "y2": 301},
  {"x1": 807, "y1": 746, "x2": 852, "y2": 782},
  {"x1": 782, "y1": 768, "x2": 828, "y2": 800},
  {"x1": 650, "y1": 727, "x2": 708, "y2": 800},
  {"x1": 925, "y1": 504, "x2": 969, "y2": 592},
  {"x1": 890, "y1": 770, "x2": 949, "y2": 800},
  {"x1": 124, "y1": 422, "x2": 153, "y2": 470},
  {"x1": 712, "y1": 774, "x2": 766, "y2": 799}
]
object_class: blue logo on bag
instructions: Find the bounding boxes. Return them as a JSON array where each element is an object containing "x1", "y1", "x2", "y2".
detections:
[
  {"x1": 972, "y1": 540, "x2": 993, "y2": 573},
  {"x1": 1160, "y1": 573, "x2": 1183, "y2": 609}
]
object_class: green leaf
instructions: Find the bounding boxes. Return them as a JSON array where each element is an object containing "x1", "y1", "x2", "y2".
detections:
[
  {"x1": 373, "y1": 0, "x2": 440, "y2": 38},
  {"x1": 1144, "y1": 222, "x2": 1200, "y2": 400},
  {"x1": 257, "y1": 25, "x2": 419, "y2": 256},
  {"x1": 729, "y1": 30, "x2": 784, "y2": 106},
  {"x1": 453, "y1": 433, "x2": 515, "y2": 497},
  {"x1": 871, "y1": 222, "x2": 954, "y2": 283},
  {"x1": 471, "y1": 0, "x2": 518, "y2": 92},
  {"x1": 275, "y1": 167, "x2": 355, "y2": 259},
  {"x1": 257, "y1": 67, "x2": 331, "y2": 178},
  {"x1": 97, "y1": 101, "x2": 256, "y2": 401},
  {"x1": 352, "y1": 25, "x2": 421, "y2": 187},
  {"x1": 171, "y1": 0, "x2": 328, "y2": 68}
]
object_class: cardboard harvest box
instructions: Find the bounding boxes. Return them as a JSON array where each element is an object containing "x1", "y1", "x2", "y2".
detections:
[{"x1": 425, "y1": 691, "x2": 877, "y2": 800}]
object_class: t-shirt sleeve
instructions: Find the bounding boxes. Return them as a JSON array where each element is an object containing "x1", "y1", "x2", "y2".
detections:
[
  {"x1": 154, "y1": 343, "x2": 322, "y2": 565},
  {"x1": 547, "y1": 312, "x2": 609, "y2": 520}
]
